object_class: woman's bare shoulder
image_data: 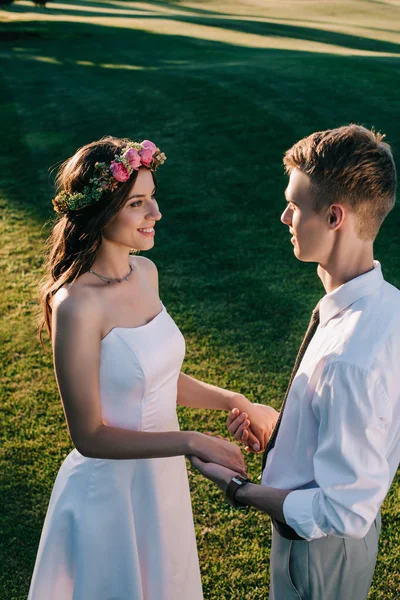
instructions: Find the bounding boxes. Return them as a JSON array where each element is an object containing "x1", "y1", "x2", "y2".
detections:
[
  {"x1": 131, "y1": 254, "x2": 158, "y2": 273},
  {"x1": 54, "y1": 278, "x2": 94, "y2": 308},
  {"x1": 52, "y1": 281, "x2": 102, "y2": 335},
  {"x1": 131, "y1": 255, "x2": 159, "y2": 292}
]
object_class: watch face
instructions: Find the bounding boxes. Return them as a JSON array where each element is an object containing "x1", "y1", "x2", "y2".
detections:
[{"x1": 232, "y1": 475, "x2": 248, "y2": 485}]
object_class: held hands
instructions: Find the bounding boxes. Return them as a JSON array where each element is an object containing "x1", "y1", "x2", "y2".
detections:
[
  {"x1": 188, "y1": 401, "x2": 279, "y2": 493},
  {"x1": 188, "y1": 455, "x2": 238, "y2": 493},
  {"x1": 227, "y1": 403, "x2": 279, "y2": 453},
  {"x1": 192, "y1": 432, "x2": 248, "y2": 477}
]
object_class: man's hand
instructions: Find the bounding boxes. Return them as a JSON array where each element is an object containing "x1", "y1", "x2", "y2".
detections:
[
  {"x1": 190, "y1": 432, "x2": 248, "y2": 476},
  {"x1": 227, "y1": 403, "x2": 279, "y2": 452},
  {"x1": 189, "y1": 454, "x2": 291, "y2": 523},
  {"x1": 188, "y1": 455, "x2": 239, "y2": 493}
]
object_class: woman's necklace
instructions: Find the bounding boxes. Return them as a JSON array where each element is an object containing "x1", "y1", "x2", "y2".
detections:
[{"x1": 89, "y1": 263, "x2": 134, "y2": 284}]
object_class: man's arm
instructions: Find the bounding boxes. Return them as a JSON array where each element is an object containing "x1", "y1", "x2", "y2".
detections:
[
  {"x1": 194, "y1": 361, "x2": 392, "y2": 541},
  {"x1": 188, "y1": 456, "x2": 290, "y2": 522},
  {"x1": 236, "y1": 483, "x2": 291, "y2": 522},
  {"x1": 283, "y1": 361, "x2": 391, "y2": 540}
]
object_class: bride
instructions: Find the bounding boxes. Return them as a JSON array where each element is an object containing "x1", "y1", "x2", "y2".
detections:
[{"x1": 29, "y1": 136, "x2": 277, "y2": 599}]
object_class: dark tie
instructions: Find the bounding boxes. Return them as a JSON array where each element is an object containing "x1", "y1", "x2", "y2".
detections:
[{"x1": 261, "y1": 303, "x2": 320, "y2": 474}]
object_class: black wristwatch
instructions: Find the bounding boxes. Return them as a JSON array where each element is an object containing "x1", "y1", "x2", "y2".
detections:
[{"x1": 225, "y1": 475, "x2": 250, "y2": 508}]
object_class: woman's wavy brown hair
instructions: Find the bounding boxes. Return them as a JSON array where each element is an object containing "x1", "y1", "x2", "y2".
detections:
[{"x1": 38, "y1": 136, "x2": 156, "y2": 349}]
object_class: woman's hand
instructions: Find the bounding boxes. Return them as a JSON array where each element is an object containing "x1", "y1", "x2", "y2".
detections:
[
  {"x1": 188, "y1": 456, "x2": 238, "y2": 493},
  {"x1": 227, "y1": 403, "x2": 279, "y2": 452},
  {"x1": 189, "y1": 432, "x2": 247, "y2": 477}
]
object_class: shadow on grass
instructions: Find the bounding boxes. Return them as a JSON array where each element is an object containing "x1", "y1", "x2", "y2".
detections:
[
  {"x1": 50, "y1": 0, "x2": 400, "y2": 37},
  {"x1": 4, "y1": 2, "x2": 400, "y2": 54},
  {"x1": 1, "y1": 18, "x2": 399, "y2": 336}
]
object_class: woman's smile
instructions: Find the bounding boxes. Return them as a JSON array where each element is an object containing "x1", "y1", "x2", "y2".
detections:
[{"x1": 138, "y1": 227, "x2": 155, "y2": 237}]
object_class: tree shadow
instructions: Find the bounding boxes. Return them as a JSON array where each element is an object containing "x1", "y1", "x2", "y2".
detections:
[
  {"x1": 4, "y1": 1, "x2": 400, "y2": 54},
  {"x1": 1, "y1": 18, "x2": 399, "y2": 343}
]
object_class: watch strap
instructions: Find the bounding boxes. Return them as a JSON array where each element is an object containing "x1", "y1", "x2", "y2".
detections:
[{"x1": 225, "y1": 475, "x2": 250, "y2": 508}]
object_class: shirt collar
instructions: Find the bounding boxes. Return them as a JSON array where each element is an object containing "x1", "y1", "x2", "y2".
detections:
[{"x1": 319, "y1": 260, "x2": 384, "y2": 327}]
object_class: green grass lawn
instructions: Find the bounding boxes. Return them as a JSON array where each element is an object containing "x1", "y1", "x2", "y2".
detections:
[{"x1": 1, "y1": 1, "x2": 399, "y2": 598}]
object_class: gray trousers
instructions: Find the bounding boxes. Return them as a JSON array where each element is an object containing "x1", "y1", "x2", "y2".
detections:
[{"x1": 269, "y1": 512, "x2": 381, "y2": 600}]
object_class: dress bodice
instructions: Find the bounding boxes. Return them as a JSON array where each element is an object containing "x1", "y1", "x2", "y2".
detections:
[{"x1": 99, "y1": 304, "x2": 185, "y2": 432}]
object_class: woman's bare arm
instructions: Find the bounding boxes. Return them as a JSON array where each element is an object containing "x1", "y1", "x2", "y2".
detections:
[
  {"x1": 177, "y1": 372, "x2": 250, "y2": 412},
  {"x1": 50, "y1": 289, "x2": 246, "y2": 474}
]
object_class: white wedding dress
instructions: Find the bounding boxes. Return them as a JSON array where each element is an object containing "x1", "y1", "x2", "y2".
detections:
[{"x1": 28, "y1": 303, "x2": 203, "y2": 600}]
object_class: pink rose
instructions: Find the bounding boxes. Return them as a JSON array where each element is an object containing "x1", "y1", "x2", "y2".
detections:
[
  {"x1": 141, "y1": 140, "x2": 157, "y2": 154},
  {"x1": 125, "y1": 148, "x2": 141, "y2": 170},
  {"x1": 110, "y1": 161, "x2": 130, "y2": 182},
  {"x1": 139, "y1": 147, "x2": 154, "y2": 167}
]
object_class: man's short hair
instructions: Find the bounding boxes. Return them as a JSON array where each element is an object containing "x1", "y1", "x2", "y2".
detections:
[{"x1": 283, "y1": 124, "x2": 397, "y2": 241}]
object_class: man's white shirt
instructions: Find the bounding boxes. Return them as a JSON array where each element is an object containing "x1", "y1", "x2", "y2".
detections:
[{"x1": 262, "y1": 261, "x2": 400, "y2": 541}]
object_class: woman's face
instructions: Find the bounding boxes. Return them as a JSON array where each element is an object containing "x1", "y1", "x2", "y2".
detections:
[{"x1": 102, "y1": 168, "x2": 162, "y2": 251}]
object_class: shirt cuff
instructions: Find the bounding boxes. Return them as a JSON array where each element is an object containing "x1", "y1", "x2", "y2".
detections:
[{"x1": 283, "y1": 489, "x2": 327, "y2": 541}]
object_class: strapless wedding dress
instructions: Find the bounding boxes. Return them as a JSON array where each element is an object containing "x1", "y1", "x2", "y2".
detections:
[{"x1": 28, "y1": 303, "x2": 203, "y2": 600}]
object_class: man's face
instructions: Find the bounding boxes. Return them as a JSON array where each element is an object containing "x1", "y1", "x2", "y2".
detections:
[{"x1": 281, "y1": 168, "x2": 331, "y2": 263}]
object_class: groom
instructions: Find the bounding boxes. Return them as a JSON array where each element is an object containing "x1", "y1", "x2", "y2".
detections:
[{"x1": 190, "y1": 124, "x2": 400, "y2": 599}]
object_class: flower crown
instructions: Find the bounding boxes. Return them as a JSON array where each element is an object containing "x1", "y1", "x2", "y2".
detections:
[{"x1": 52, "y1": 140, "x2": 166, "y2": 213}]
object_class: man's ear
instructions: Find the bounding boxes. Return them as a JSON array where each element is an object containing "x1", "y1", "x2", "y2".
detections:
[{"x1": 327, "y1": 204, "x2": 345, "y2": 230}]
